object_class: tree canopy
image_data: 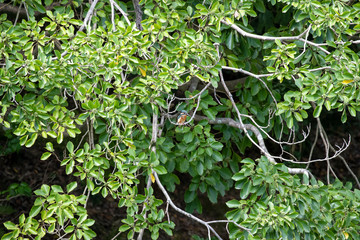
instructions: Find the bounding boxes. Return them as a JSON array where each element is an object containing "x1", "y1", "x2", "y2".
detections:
[{"x1": 1, "y1": 0, "x2": 360, "y2": 239}]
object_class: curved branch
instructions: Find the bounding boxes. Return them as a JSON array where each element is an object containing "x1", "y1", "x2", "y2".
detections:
[
  {"x1": 315, "y1": 117, "x2": 360, "y2": 188},
  {"x1": 221, "y1": 19, "x2": 309, "y2": 41},
  {"x1": 222, "y1": 66, "x2": 333, "y2": 79},
  {"x1": 153, "y1": 171, "x2": 224, "y2": 240},
  {"x1": 221, "y1": 20, "x2": 330, "y2": 55},
  {"x1": 193, "y1": 114, "x2": 310, "y2": 176},
  {"x1": 194, "y1": 115, "x2": 273, "y2": 160}
]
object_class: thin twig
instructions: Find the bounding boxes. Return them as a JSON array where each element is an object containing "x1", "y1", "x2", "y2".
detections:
[
  {"x1": 13, "y1": 1, "x2": 22, "y2": 26},
  {"x1": 110, "y1": 0, "x2": 131, "y2": 25},
  {"x1": 206, "y1": 220, "x2": 251, "y2": 232}
]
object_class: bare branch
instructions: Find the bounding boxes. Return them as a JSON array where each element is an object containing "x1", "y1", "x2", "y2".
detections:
[
  {"x1": 193, "y1": 115, "x2": 309, "y2": 176},
  {"x1": 295, "y1": 24, "x2": 312, "y2": 60},
  {"x1": 153, "y1": 171, "x2": 224, "y2": 240},
  {"x1": 277, "y1": 136, "x2": 350, "y2": 164},
  {"x1": 48, "y1": 0, "x2": 99, "y2": 62},
  {"x1": 174, "y1": 82, "x2": 212, "y2": 101},
  {"x1": 79, "y1": 0, "x2": 99, "y2": 32},
  {"x1": 221, "y1": 19, "x2": 310, "y2": 41},
  {"x1": 132, "y1": 0, "x2": 143, "y2": 30},
  {"x1": 110, "y1": 0, "x2": 131, "y2": 26},
  {"x1": 314, "y1": 117, "x2": 360, "y2": 188},
  {"x1": 110, "y1": 0, "x2": 115, "y2": 32},
  {"x1": 221, "y1": 20, "x2": 330, "y2": 55},
  {"x1": 206, "y1": 220, "x2": 251, "y2": 232},
  {"x1": 222, "y1": 66, "x2": 333, "y2": 79}
]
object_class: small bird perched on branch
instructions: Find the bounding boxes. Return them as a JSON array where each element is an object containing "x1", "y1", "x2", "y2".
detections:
[{"x1": 177, "y1": 110, "x2": 188, "y2": 125}]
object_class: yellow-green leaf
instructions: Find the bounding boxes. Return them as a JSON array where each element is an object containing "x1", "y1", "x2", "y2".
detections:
[
  {"x1": 150, "y1": 173, "x2": 155, "y2": 183},
  {"x1": 342, "y1": 79, "x2": 353, "y2": 84},
  {"x1": 139, "y1": 66, "x2": 147, "y2": 77}
]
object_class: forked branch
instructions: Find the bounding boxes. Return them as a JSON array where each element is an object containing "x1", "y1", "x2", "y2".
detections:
[{"x1": 153, "y1": 171, "x2": 250, "y2": 239}]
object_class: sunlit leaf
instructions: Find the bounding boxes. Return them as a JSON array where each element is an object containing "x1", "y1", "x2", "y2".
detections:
[{"x1": 342, "y1": 79, "x2": 353, "y2": 84}]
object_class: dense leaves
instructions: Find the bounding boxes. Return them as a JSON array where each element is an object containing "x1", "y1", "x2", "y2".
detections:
[
  {"x1": 1, "y1": 0, "x2": 360, "y2": 239},
  {"x1": 227, "y1": 158, "x2": 360, "y2": 239}
]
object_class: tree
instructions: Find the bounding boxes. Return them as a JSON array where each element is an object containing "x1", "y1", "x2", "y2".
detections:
[{"x1": 1, "y1": 0, "x2": 360, "y2": 239}]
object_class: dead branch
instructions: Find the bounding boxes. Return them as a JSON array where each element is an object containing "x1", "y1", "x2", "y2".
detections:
[{"x1": 153, "y1": 171, "x2": 224, "y2": 240}]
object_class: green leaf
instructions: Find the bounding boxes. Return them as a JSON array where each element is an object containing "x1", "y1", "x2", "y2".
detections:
[
  {"x1": 240, "y1": 179, "x2": 251, "y2": 199},
  {"x1": 293, "y1": 112, "x2": 303, "y2": 122},
  {"x1": 348, "y1": 106, "x2": 356, "y2": 117},
  {"x1": 87, "y1": 178, "x2": 94, "y2": 191},
  {"x1": 25, "y1": 133, "x2": 38, "y2": 148},
  {"x1": 63, "y1": 208, "x2": 74, "y2": 219},
  {"x1": 341, "y1": 110, "x2": 347, "y2": 123},
  {"x1": 254, "y1": 0, "x2": 266, "y2": 13},
  {"x1": 226, "y1": 31, "x2": 235, "y2": 50},
  {"x1": 232, "y1": 172, "x2": 246, "y2": 181},
  {"x1": 119, "y1": 224, "x2": 131, "y2": 232},
  {"x1": 226, "y1": 199, "x2": 240, "y2": 208},
  {"x1": 205, "y1": 147, "x2": 213, "y2": 156},
  {"x1": 67, "y1": 141, "x2": 74, "y2": 153},
  {"x1": 196, "y1": 161, "x2": 204, "y2": 175},
  {"x1": 51, "y1": 185, "x2": 63, "y2": 193},
  {"x1": 178, "y1": 158, "x2": 189, "y2": 172},
  {"x1": 82, "y1": 219, "x2": 95, "y2": 227},
  {"x1": 207, "y1": 187, "x2": 218, "y2": 203},
  {"x1": 41, "y1": 152, "x2": 52, "y2": 160},
  {"x1": 154, "y1": 165, "x2": 167, "y2": 175},
  {"x1": 1, "y1": 232, "x2": 15, "y2": 240},
  {"x1": 65, "y1": 226, "x2": 75, "y2": 233},
  {"x1": 66, "y1": 160, "x2": 75, "y2": 175},
  {"x1": 29, "y1": 205, "x2": 42, "y2": 218},
  {"x1": 47, "y1": 131, "x2": 57, "y2": 138},
  {"x1": 66, "y1": 182, "x2": 77, "y2": 193},
  {"x1": 184, "y1": 190, "x2": 196, "y2": 203},
  {"x1": 212, "y1": 151, "x2": 223, "y2": 162},
  {"x1": 57, "y1": 132, "x2": 64, "y2": 144},
  {"x1": 3, "y1": 221, "x2": 17, "y2": 230},
  {"x1": 183, "y1": 131, "x2": 194, "y2": 143},
  {"x1": 313, "y1": 105, "x2": 322, "y2": 118},
  {"x1": 101, "y1": 187, "x2": 108, "y2": 198},
  {"x1": 45, "y1": 142, "x2": 54, "y2": 152},
  {"x1": 241, "y1": 158, "x2": 254, "y2": 164},
  {"x1": 218, "y1": 168, "x2": 232, "y2": 179},
  {"x1": 210, "y1": 141, "x2": 223, "y2": 151},
  {"x1": 67, "y1": 128, "x2": 77, "y2": 138},
  {"x1": 324, "y1": 100, "x2": 331, "y2": 111}
]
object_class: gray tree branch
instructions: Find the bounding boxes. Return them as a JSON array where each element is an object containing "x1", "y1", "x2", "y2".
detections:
[{"x1": 132, "y1": 0, "x2": 143, "y2": 30}]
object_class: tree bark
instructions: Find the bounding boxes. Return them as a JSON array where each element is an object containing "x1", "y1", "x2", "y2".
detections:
[{"x1": 132, "y1": 0, "x2": 143, "y2": 30}]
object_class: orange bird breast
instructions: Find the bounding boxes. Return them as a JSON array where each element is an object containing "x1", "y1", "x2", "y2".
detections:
[{"x1": 177, "y1": 114, "x2": 187, "y2": 125}]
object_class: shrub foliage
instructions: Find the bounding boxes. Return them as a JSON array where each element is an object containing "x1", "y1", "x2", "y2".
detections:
[{"x1": 1, "y1": 0, "x2": 360, "y2": 239}]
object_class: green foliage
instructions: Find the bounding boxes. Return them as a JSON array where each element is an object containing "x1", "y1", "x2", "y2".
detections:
[
  {"x1": 2, "y1": 183, "x2": 96, "y2": 240},
  {"x1": 0, "y1": 0, "x2": 360, "y2": 239},
  {"x1": 226, "y1": 158, "x2": 360, "y2": 239},
  {"x1": 0, "y1": 182, "x2": 32, "y2": 199},
  {"x1": 0, "y1": 128, "x2": 21, "y2": 156}
]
